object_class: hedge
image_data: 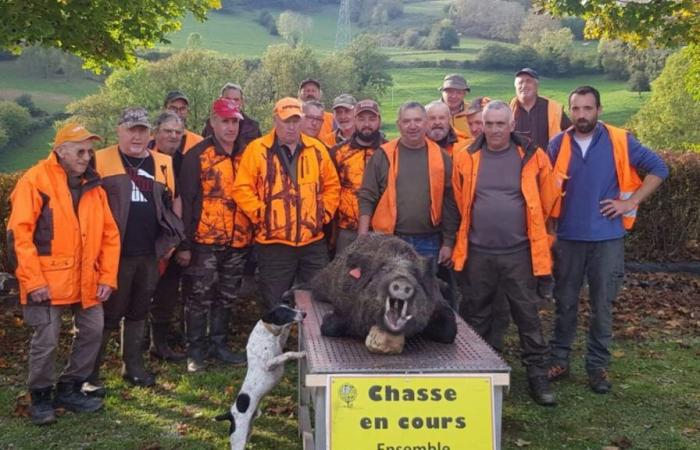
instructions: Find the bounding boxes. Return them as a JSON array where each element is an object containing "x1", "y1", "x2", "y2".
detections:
[{"x1": 0, "y1": 151, "x2": 698, "y2": 272}]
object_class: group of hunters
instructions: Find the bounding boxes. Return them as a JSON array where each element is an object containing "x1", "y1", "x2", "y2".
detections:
[{"x1": 7, "y1": 68, "x2": 669, "y2": 426}]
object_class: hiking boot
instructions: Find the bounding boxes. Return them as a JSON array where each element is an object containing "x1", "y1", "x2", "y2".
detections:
[
  {"x1": 186, "y1": 309, "x2": 208, "y2": 373},
  {"x1": 528, "y1": 376, "x2": 556, "y2": 407},
  {"x1": 547, "y1": 364, "x2": 570, "y2": 382},
  {"x1": 30, "y1": 387, "x2": 56, "y2": 426},
  {"x1": 209, "y1": 307, "x2": 246, "y2": 366},
  {"x1": 149, "y1": 322, "x2": 186, "y2": 362},
  {"x1": 588, "y1": 369, "x2": 612, "y2": 394},
  {"x1": 53, "y1": 381, "x2": 103, "y2": 413},
  {"x1": 121, "y1": 320, "x2": 156, "y2": 387}
]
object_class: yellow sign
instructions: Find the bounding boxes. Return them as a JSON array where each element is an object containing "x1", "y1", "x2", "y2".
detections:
[{"x1": 328, "y1": 375, "x2": 495, "y2": 450}]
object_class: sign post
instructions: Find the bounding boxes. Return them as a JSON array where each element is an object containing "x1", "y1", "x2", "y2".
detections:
[{"x1": 328, "y1": 375, "x2": 496, "y2": 450}]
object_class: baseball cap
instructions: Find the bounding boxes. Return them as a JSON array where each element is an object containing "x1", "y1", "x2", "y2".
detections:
[
  {"x1": 299, "y1": 78, "x2": 321, "y2": 90},
  {"x1": 118, "y1": 107, "x2": 151, "y2": 129},
  {"x1": 465, "y1": 96, "x2": 491, "y2": 116},
  {"x1": 274, "y1": 97, "x2": 303, "y2": 120},
  {"x1": 53, "y1": 122, "x2": 101, "y2": 149},
  {"x1": 332, "y1": 94, "x2": 357, "y2": 110},
  {"x1": 354, "y1": 99, "x2": 380, "y2": 116},
  {"x1": 211, "y1": 97, "x2": 244, "y2": 120},
  {"x1": 164, "y1": 90, "x2": 189, "y2": 105},
  {"x1": 515, "y1": 68, "x2": 539, "y2": 80},
  {"x1": 440, "y1": 74, "x2": 470, "y2": 92}
]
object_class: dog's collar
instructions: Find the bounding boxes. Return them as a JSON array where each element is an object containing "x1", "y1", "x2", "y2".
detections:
[{"x1": 263, "y1": 322, "x2": 283, "y2": 336}]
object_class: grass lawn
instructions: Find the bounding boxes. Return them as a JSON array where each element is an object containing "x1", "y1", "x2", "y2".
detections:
[
  {"x1": 0, "y1": 127, "x2": 55, "y2": 173},
  {"x1": 0, "y1": 273, "x2": 698, "y2": 449}
]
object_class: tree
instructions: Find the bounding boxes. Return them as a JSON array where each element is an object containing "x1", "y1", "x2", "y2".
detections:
[
  {"x1": 0, "y1": 101, "x2": 32, "y2": 146},
  {"x1": 628, "y1": 70, "x2": 650, "y2": 97},
  {"x1": 276, "y1": 11, "x2": 312, "y2": 47},
  {"x1": 519, "y1": 8, "x2": 561, "y2": 47},
  {"x1": 628, "y1": 48, "x2": 700, "y2": 152},
  {"x1": 0, "y1": 1, "x2": 221, "y2": 71},
  {"x1": 451, "y1": 0, "x2": 526, "y2": 43},
  {"x1": 425, "y1": 19, "x2": 460, "y2": 51},
  {"x1": 186, "y1": 33, "x2": 203, "y2": 48}
]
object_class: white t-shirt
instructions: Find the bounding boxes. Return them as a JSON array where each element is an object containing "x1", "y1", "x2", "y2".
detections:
[{"x1": 574, "y1": 134, "x2": 593, "y2": 159}]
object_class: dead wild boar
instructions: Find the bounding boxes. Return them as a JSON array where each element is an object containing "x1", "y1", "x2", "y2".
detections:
[{"x1": 307, "y1": 233, "x2": 457, "y2": 348}]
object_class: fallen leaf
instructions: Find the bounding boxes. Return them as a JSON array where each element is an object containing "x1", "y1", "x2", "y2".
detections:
[
  {"x1": 13, "y1": 392, "x2": 30, "y2": 417},
  {"x1": 176, "y1": 422, "x2": 189, "y2": 436},
  {"x1": 224, "y1": 385, "x2": 235, "y2": 396},
  {"x1": 611, "y1": 436, "x2": 632, "y2": 449},
  {"x1": 514, "y1": 438, "x2": 531, "y2": 447},
  {"x1": 160, "y1": 381, "x2": 176, "y2": 391},
  {"x1": 682, "y1": 428, "x2": 697, "y2": 436},
  {"x1": 612, "y1": 350, "x2": 625, "y2": 358}
]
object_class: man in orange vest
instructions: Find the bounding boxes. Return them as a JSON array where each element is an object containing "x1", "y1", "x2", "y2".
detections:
[
  {"x1": 298, "y1": 78, "x2": 335, "y2": 137},
  {"x1": 177, "y1": 98, "x2": 254, "y2": 372},
  {"x1": 439, "y1": 73, "x2": 473, "y2": 139},
  {"x1": 164, "y1": 90, "x2": 204, "y2": 152},
  {"x1": 233, "y1": 98, "x2": 340, "y2": 311},
  {"x1": 8, "y1": 123, "x2": 120, "y2": 425},
  {"x1": 547, "y1": 86, "x2": 668, "y2": 394},
  {"x1": 301, "y1": 100, "x2": 327, "y2": 140},
  {"x1": 357, "y1": 101, "x2": 459, "y2": 267},
  {"x1": 451, "y1": 100, "x2": 559, "y2": 406},
  {"x1": 321, "y1": 94, "x2": 357, "y2": 147},
  {"x1": 425, "y1": 100, "x2": 470, "y2": 157},
  {"x1": 510, "y1": 68, "x2": 571, "y2": 150}
]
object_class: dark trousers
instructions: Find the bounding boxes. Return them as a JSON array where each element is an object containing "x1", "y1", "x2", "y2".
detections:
[
  {"x1": 151, "y1": 258, "x2": 182, "y2": 325},
  {"x1": 182, "y1": 245, "x2": 250, "y2": 316},
  {"x1": 104, "y1": 254, "x2": 159, "y2": 330},
  {"x1": 256, "y1": 240, "x2": 329, "y2": 311},
  {"x1": 23, "y1": 303, "x2": 103, "y2": 389},
  {"x1": 550, "y1": 238, "x2": 625, "y2": 373},
  {"x1": 456, "y1": 247, "x2": 548, "y2": 376}
]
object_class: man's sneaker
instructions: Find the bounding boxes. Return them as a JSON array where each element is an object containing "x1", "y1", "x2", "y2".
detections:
[
  {"x1": 528, "y1": 376, "x2": 556, "y2": 406},
  {"x1": 547, "y1": 364, "x2": 570, "y2": 382},
  {"x1": 29, "y1": 388, "x2": 56, "y2": 426},
  {"x1": 588, "y1": 369, "x2": 612, "y2": 394},
  {"x1": 53, "y1": 381, "x2": 103, "y2": 413}
]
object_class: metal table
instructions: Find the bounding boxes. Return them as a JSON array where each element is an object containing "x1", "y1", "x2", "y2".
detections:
[{"x1": 295, "y1": 290, "x2": 511, "y2": 450}]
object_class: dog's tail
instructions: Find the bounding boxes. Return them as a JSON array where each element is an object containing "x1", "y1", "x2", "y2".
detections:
[{"x1": 215, "y1": 410, "x2": 236, "y2": 436}]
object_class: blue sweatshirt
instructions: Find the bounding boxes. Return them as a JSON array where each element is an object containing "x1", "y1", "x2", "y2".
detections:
[{"x1": 548, "y1": 122, "x2": 669, "y2": 242}]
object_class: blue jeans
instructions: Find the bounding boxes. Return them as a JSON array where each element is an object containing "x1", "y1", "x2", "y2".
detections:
[
  {"x1": 549, "y1": 238, "x2": 625, "y2": 373},
  {"x1": 396, "y1": 232, "x2": 441, "y2": 261}
]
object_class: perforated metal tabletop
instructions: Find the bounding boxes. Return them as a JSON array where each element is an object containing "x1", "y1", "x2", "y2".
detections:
[{"x1": 295, "y1": 290, "x2": 511, "y2": 383}]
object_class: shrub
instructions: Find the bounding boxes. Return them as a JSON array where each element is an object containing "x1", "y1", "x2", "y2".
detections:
[
  {"x1": 0, "y1": 171, "x2": 23, "y2": 273},
  {"x1": 0, "y1": 102, "x2": 32, "y2": 147}
]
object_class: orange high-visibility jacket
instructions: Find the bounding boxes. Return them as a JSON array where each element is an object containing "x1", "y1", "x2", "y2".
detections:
[
  {"x1": 450, "y1": 101, "x2": 474, "y2": 139},
  {"x1": 232, "y1": 131, "x2": 340, "y2": 246},
  {"x1": 178, "y1": 136, "x2": 254, "y2": 248},
  {"x1": 7, "y1": 153, "x2": 121, "y2": 307},
  {"x1": 319, "y1": 111, "x2": 335, "y2": 138},
  {"x1": 551, "y1": 123, "x2": 642, "y2": 230},
  {"x1": 509, "y1": 96, "x2": 564, "y2": 142},
  {"x1": 182, "y1": 129, "x2": 203, "y2": 154},
  {"x1": 331, "y1": 138, "x2": 385, "y2": 231},
  {"x1": 371, "y1": 138, "x2": 445, "y2": 234},
  {"x1": 451, "y1": 138, "x2": 559, "y2": 275}
]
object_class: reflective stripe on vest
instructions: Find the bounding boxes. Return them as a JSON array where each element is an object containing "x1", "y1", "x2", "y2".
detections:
[
  {"x1": 553, "y1": 123, "x2": 642, "y2": 230},
  {"x1": 371, "y1": 138, "x2": 444, "y2": 234}
]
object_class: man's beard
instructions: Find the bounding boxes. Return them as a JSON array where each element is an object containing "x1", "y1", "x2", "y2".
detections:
[
  {"x1": 427, "y1": 127, "x2": 448, "y2": 142},
  {"x1": 357, "y1": 129, "x2": 380, "y2": 142},
  {"x1": 574, "y1": 118, "x2": 597, "y2": 134}
]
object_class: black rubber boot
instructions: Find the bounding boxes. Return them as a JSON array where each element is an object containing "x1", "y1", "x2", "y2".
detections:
[
  {"x1": 186, "y1": 309, "x2": 209, "y2": 373},
  {"x1": 208, "y1": 307, "x2": 246, "y2": 366},
  {"x1": 82, "y1": 330, "x2": 112, "y2": 398},
  {"x1": 150, "y1": 322, "x2": 185, "y2": 362},
  {"x1": 30, "y1": 387, "x2": 56, "y2": 426},
  {"x1": 53, "y1": 381, "x2": 103, "y2": 413},
  {"x1": 121, "y1": 320, "x2": 156, "y2": 387},
  {"x1": 528, "y1": 375, "x2": 556, "y2": 407}
]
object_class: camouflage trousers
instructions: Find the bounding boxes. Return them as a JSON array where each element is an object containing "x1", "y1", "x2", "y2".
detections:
[{"x1": 182, "y1": 244, "x2": 251, "y2": 315}]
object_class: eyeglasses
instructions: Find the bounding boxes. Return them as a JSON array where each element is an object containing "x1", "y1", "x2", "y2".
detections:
[
  {"x1": 167, "y1": 106, "x2": 188, "y2": 114},
  {"x1": 305, "y1": 116, "x2": 324, "y2": 123}
]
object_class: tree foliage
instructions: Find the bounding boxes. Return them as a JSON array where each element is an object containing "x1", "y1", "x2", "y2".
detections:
[
  {"x1": 276, "y1": 11, "x2": 312, "y2": 46},
  {"x1": 629, "y1": 48, "x2": 700, "y2": 152},
  {"x1": 0, "y1": 101, "x2": 32, "y2": 149},
  {"x1": 0, "y1": 1, "x2": 221, "y2": 71},
  {"x1": 425, "y1": 20, "x2": 460, "y2": 51},
  {"x1": 450, "y1": 0, "x2": 526, "y2": 43}
]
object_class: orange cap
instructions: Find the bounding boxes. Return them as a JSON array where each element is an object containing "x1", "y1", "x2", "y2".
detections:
[
  {"x1": 53, "y1": 122, "x2": 101, "y2": 149},
  {"x1": 274, "y1": 97, "x2": 303, "y2": 120}
]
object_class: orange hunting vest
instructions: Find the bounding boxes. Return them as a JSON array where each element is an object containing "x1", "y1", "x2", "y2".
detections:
[
  {"x1": 552, "y1": 123, "x2": 642, "y2": 230},
  {"x1": 371, "y1": 138, "x2": 445, "y2": 234}
]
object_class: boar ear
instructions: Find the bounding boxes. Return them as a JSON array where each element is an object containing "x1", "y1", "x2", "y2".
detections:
[{"x1": 346, "y1": 251, "x2": 371, "y2": 273}]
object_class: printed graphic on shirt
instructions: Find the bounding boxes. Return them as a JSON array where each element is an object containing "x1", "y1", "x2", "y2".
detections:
[{"x1": 126, "y1": 167, "x2": 154, "y2": 203}]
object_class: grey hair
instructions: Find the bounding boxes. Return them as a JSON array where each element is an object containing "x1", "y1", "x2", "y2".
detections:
[
  {"x1": 424, "y1": 100, "x2": 449, "y2": 113},
  {"x1": 220, "y1": 82, "x2": 243, "y2": 97},
  {"x1": 302, "y1": 100, "x2": 325, "y2": 113},
  {"x1": 482, "y1": 100, "x2": 513, "y2": 122},
  {"x1": 154, "y1": 111, "x2": 184, "y2": 130},
  {"x1": 397, "y1": 101, "x2": 426, "y2": 119}
]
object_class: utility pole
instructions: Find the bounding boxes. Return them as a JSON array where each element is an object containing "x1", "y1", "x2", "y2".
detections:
[{"x1": 335, "y1": 0, "x2": 351, "y2": 49}]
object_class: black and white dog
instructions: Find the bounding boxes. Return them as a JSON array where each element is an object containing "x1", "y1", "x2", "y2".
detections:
[{"x1": 216, "y1": 304, "x2": 307, "y2": 450}]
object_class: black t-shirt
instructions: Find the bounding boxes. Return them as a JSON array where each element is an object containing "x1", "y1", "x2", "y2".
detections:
[{"x1": 121, "y1": 153, "x2": 159, "y2": 256}]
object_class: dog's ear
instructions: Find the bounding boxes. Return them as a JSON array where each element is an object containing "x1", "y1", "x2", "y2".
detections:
[
  {"x1": 262, "y1": 305, "x2": 297, "y2": 326},
  {"x1": 215, "y1": 410, "x2": 236, "y2": 436}
]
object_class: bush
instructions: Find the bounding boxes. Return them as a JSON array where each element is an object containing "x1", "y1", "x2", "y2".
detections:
[
  {"x1": 424, "y1": 19, "x2": 459, "y2": 50},
  {"x1": 626, "y1": 151, "x2": 700, "y2": 262},
  {"x1": 256, "y1": 10, "x2": 279, "y2": 36},
  {"x1": 14, "y1": 94, "x2": 46, "y2": 117},
  {"x1": 0, "y1": 171, "x2": 23, "y2": 273},
  {"x1": 0, "y1": 102, "x2": 32, "y2": 147},
  {"x1": 475, "y1": 43, "x2": 539, "y2": 71}
]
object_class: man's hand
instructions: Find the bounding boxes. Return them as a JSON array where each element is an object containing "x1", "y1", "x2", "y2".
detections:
[
  {"x1": 29, "y1": 287, "x2": 50, "y2": 303},
  {"x1": 600, "y1": 198, "x2": 637, "y2": 219},
  {"x1": 163, "y1": 247, "x2": 176, "y2": 260},
  {"x1": 438, "y1": 245, "x2": 453, "y2": 268},
  {"x1": 96, "y1": 284, "x2": 113, "y2": 302},
  {"x1": 176, "y1": 250, "x2": 192, "y2": 267}
]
